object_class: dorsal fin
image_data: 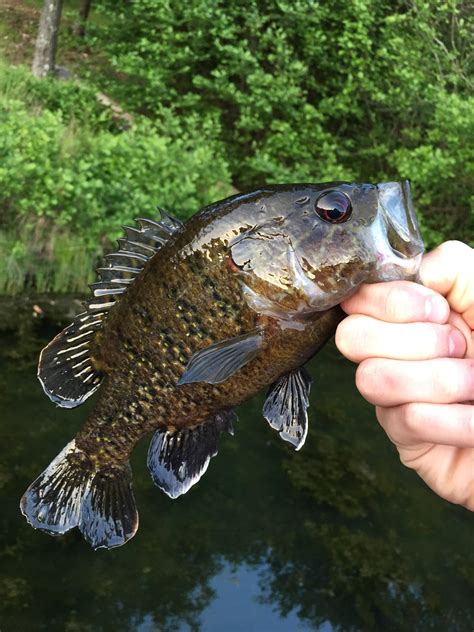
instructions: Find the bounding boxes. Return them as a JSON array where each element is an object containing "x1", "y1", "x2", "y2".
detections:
[{"x1": 38, "y1": 209, "x2": 184, "y2": 408}]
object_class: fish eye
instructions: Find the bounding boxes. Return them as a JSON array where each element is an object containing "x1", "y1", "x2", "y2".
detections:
[{"x1": 315, "y1": 191, "x2": 352, "y2": 224}]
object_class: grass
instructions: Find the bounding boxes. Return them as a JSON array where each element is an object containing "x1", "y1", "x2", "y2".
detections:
[{"x1": 0, "y1": 225, "x2": 98, "y2": 295}]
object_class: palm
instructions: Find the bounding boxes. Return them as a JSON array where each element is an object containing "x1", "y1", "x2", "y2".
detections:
[{"x1": 398, "y1": 444, "x2": 474, "y2": 510}]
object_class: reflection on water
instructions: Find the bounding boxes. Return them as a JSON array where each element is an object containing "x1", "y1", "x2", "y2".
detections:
[
  {"x1": 0, "y1": 298, "x2": 473, "y2": 631},
  {"x1": 197, "y1": 562, "x2": 313, "y2": 632}
]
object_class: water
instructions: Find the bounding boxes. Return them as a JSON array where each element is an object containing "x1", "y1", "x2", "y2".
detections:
[{"x1": 0, "y1": 297, "x2": 473, "y2": 632}]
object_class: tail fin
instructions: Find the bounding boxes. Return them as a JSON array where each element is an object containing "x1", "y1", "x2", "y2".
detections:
[{"x1": 20, "y1": 440, "x2": 138, "y2": 549}]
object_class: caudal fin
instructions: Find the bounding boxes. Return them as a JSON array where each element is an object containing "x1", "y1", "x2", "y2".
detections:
[{"x1": 20, "y1": 440, "x2": 138, "y2": 549}]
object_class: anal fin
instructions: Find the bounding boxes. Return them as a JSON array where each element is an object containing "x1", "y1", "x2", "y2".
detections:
[
  {"x1": 147, "y1": 410, "x2": 237, "y2": 498},
  {"x1": 263, "y1": 367, "x2": 312, "y2": 450}
]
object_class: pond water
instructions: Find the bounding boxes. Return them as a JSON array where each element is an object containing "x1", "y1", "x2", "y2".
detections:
[{"x1": 0, "y1": 297, "x2": 473, "y2": 631}]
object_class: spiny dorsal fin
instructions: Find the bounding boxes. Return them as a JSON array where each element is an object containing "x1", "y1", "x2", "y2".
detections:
[
  {"x1": 38, "y1": 208, "x2": 184, "y2": 408},
  {"x1": 88, "y1": 210, "x2": 184, "y2": 308}
]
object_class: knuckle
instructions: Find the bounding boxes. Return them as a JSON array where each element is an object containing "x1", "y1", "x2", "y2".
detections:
[
  {"x1": 384, "y1": 286, "x2": 407, "y2": 320},
  {"x1": 442, "y1": 360, "x2": 474, "y2": 402},
  {"x1": 356, "y1": 360, "x2": 397, "y2": 403},
  {"x1": 334, "y1": 321, "x2": 348, "y2": 355},
  {"x1": 376, "y1": 406, "x2": 400, "y2": 444},
  {"x1": 401, "y1": 403, "x2": 426, "y2": 437},
  {"x1": 384, "y1": 283, "x2": 428, "y2": 322}
]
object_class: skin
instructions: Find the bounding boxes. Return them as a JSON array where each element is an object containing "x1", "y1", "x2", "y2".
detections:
[{"x1": 335, "y1": 241, "x2": 474, "y2": 511}]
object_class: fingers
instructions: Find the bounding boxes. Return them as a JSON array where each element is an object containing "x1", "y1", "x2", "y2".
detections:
[
  {"x1": 376, "y1": 403, "x2": 474, "y2": 448},
  {"x1": 356, "y1": 358, "x2": 474, "y2": 407},
  {"x1": 420, "y1": 241, "x2": 474, "y2": 329},
  {"x1": 341, "y1": 281, "x2": 450, "y2": 324},
  {"x1": 336, "y1": 316, "x2": 467, "y2": 363}
]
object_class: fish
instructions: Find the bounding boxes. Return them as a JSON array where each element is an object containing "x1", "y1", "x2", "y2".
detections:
[{"x1": 20, "y1": 180, "x2": 424, "y2": 549}]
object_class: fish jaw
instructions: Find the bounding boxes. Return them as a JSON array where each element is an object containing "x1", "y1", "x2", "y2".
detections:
[{"x1": 367, "y1": 180, "x2": 425, "y2": 283}]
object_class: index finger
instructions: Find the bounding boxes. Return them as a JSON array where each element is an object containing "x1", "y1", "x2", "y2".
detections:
[{"x1": 341, "y1": 281, "x2": 450, "y2": 324}]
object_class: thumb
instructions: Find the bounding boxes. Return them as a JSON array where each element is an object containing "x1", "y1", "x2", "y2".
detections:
[
  {"x1": 421, "y1": 241, "x2": 474, "y2": 328},
  {"x1": 420, "y1": 241, "x2": 474, "y2": 357}
]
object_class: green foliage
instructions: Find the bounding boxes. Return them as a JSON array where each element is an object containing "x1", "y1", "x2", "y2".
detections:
[
  {"x1": 0, "y1": 64, "x2": 119, "y2": 132},
  {"x1": 392, "y1": 93, "x2": 474, "y2": 244},
  {"x1": 0, "y1": 227, "x2": 96, "y2": 295},
  {"x1": 91, "y1": 0, "x2": 473, "y2": 246},
  {"x1": 0, "y1": 71, "x2": 231, "y2": 293},
  {"x1": 0, "y1": 0, "x2": 472, "y2": 293}
]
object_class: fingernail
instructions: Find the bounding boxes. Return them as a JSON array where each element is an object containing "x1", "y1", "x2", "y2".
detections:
[
  {"x1": 425, "y1": 296, "x2": 448, "y2": 322},
  {"x1": 449, "y1": 329, "x2": 466, "y2": 357}
]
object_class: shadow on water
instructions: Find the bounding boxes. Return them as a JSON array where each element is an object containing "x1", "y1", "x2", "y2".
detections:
[{"x1": 0, "y1": 297, "x2": 473, "y2": 631}]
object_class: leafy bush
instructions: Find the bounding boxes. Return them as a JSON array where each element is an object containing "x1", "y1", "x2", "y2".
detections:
[
  {"x1": 0, "y1": 64, "x2": 119, "y2": 132},
  {"x1": 0, "y1": 1, "x2": 472, "y2": 293},
  {"x1": 392, "y1": 93, "x2": 474, "y2": 246},
  {"x1": 0, "y1": 94, "x2": 231, "y2": 293},
  {"x1": 90, "y1": 0, "x2": 473, "y2": 246}
]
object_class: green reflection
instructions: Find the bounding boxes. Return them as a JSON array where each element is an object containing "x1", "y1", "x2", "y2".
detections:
[{"x1": 0, "y1": 299, "x2": 472, "y2": 631}]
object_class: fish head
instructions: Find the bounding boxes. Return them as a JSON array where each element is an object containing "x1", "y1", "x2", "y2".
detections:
[{"x1": 230, "y1": 181, "x2": 424, "y2": 319}]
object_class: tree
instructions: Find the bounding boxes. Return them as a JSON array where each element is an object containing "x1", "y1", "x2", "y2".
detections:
[
  {"x1": 72, "y1": 0, "x2": 93, "y2": 39},
  {"x1": 32, "y1": 0, "x2": 63, "y2": 78}
]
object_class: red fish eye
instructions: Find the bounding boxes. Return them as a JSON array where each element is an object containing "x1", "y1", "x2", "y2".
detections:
[{"x1": 315, "y1": 191, "x2": 352, "y2": 224}]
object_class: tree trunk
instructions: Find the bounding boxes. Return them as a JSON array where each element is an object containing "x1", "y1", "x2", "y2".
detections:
[
  {"x1": 72, "y1": 0, "x2": 93, "y2": 38},
  {"x1": 32, "y1": 0, "x2": 64, "y2": 78}
]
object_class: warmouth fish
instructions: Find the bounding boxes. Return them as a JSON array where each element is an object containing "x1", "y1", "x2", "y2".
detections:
[{"x1": 21, "y1": 181, "x2": 424, "y2": 549}]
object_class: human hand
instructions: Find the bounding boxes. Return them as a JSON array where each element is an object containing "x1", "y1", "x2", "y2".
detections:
[{"x1": 335, "y1": 241, "x2": 474, "y2": 510}]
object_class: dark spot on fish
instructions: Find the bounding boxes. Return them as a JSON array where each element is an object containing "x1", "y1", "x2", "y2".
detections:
[{"x1": 295, "y1": 196, "x2": 310, "y2": 205}]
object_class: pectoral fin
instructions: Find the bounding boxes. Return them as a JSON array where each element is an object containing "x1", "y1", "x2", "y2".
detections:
[
  {"x1": 178, "y1": 330, "x2": 263, "y2": 385},
  {"x1": 263, "y1": 367, "x2": 312, "y2": 450}
]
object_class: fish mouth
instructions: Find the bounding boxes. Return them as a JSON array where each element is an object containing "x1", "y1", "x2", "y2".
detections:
[{"x1": 371, "y1": 180, "x2": 425, "y2": 281}]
